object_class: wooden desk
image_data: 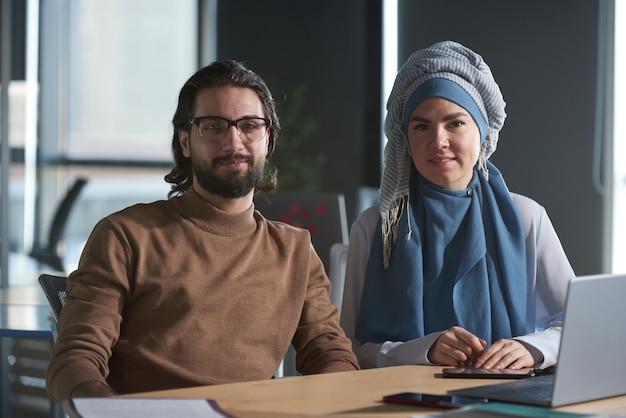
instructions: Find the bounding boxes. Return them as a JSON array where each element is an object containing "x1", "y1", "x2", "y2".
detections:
[{"x1": 126, "y1": 365, "x2": 626, "y2": 417}]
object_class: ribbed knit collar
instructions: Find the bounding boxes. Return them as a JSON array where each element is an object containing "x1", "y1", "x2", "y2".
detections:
[{"x1": 176, "y1": 188, "x2": 257, "y2": 238}]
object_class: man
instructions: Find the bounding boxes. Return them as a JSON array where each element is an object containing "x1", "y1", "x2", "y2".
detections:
[{"x1": 46, "y1": 60, "x2": 359, "y2": 404}]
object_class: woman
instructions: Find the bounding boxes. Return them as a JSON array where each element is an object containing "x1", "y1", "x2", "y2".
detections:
[{"x1": 341, "y1": 41, "x2": 574, "y2": 370}]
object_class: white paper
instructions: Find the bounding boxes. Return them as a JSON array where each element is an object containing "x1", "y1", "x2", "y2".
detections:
[{"x1": 70, "y1": 398, "x2": 232, "y2": 418}]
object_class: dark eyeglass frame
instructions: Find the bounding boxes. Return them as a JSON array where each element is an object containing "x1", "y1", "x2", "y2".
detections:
[
  {"x1": 188, "y1": 116, "x2": 270, "y2": 131},
  {"x1": 187, "y1": 116, "x2": 270, "y2": 143}
]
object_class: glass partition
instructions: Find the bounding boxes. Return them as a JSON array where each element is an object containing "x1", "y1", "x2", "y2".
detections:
[{"x1": 613, "y1": 0, "x2": 625, "y2": 273}]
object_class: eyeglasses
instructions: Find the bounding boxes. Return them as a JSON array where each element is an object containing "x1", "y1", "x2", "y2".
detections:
[{"x1": 189, "y1": 116, "x2": 269, "y2": 143}]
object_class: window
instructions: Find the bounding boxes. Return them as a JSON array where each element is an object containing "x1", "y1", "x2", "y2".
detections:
[
  {"x1": 56, "y1": 0, "x2": 198, "y2": 160},
  {"x1": 26, "y1": 0, "x2": 206, "y2": 277},
  {"x1": 613, "y1": 0, "x2": 625, "y2": 273}
]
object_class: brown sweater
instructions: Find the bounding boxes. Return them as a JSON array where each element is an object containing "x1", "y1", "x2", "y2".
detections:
[{"x1": 46, "y1": 189, "x2": 358, "y2": 403}]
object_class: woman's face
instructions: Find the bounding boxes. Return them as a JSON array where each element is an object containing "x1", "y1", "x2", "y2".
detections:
[{"x1": 406, "y1": 97, "x2": 481, "y2": 190}]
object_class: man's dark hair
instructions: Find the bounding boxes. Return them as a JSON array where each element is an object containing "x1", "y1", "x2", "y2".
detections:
[{"x1": 165, "y1": 60, "x2": 280, "y2": 197}]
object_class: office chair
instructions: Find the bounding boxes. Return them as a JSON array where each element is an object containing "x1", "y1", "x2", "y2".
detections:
[
  {"x1": 254, "y1": 192, "x2": 349, "y2": 271},
  {"x1": 38, "y1": 273, "x2": 68, "y2": 343},
  {"x1": 328, "y1": 243, "x2": 348, "y2": 315},
  {"x1": 29, "y1": 178, "x2": 88, "y2": 272},
  {"x1": 38, "y1": 273, "x2": 68, "y2": 323},
  {"x1": 355, "y1": 185, "x2": 379, "y2": 218}
]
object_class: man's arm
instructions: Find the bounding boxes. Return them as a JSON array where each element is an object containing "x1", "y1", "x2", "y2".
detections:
[
  {"x1": 46, "y1": 218, "x2": 128, "y2": 403},
  {"x1": 292, "y1": 246, "x2": 359, "y2": 374}
]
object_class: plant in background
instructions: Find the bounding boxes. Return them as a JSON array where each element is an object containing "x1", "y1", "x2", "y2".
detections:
[{"x1": 270, "y1": 84, "x2": 326, "y2": 192}]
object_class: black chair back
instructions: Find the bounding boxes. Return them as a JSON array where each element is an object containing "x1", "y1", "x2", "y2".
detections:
[{"x1": 38, "y1": 273, "x2": 68, "y2": 322}]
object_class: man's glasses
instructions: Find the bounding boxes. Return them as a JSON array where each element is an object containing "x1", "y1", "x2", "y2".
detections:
[{"x1": 189, "y1": 116, "x2": 269, "y2": 143}]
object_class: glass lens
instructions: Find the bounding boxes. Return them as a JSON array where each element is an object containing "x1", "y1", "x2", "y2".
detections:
[
  {"x1": 197, "y1": 118, "x2": 228, "y2": 139},
  {"x1": 236, "y1": 118, "x2": 267, "y2": 141}
]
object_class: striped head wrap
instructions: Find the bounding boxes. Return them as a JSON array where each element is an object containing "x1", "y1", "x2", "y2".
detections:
[{"x1": 380, "y1": 40, "x2": 506, "y2": 267}]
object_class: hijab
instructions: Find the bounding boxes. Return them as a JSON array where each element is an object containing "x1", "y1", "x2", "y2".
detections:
[{"x1": 355, "y1": 41, "x2": 528, "y2": 345}]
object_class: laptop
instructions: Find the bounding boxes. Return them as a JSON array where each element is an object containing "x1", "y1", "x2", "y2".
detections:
[{"x1": 448, "y1": 273, "x2": 626, "y2": 407}]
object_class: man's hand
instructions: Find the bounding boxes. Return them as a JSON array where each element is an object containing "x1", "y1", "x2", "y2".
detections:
[
  {"x1": 63, "y1": 381, "x2": 117, "y2": 415},
  {"x1": 70, "y1": 381, "x2": 116, "y2": 398},
  {"x1": 427, "y1": 326, "x2": 487, "y2": 366}
]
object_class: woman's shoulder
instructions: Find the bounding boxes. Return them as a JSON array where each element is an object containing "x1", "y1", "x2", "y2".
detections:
[
  {"x1": 510, "y1": 193, "x2": 543, "y2": 214},
  {"x1": 510, "y1": 192, "x2": 548, "y2": 231},
  {"x1": 353, "y1": 205, "x2": 381, "y2": 230},
  {"x1": 356, "y1": 205, "x2": 381, "y2": 222}
]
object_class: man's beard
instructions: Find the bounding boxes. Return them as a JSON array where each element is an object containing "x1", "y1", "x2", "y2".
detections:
[{"x1": 192, "y1": 153, "x2": 264, "y2": 199}]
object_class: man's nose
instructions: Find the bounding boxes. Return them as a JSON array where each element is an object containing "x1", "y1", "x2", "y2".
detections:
[{"x1": 220, "y1": 125, "x2": 245, "y2": 151}]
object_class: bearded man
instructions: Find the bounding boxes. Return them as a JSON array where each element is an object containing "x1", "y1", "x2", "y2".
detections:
[{"x1": 46, "y1": 60, "x2": 358, "y2": 406}]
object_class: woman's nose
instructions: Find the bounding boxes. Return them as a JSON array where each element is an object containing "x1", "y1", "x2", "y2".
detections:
[{"x1": 433, "y1": 126, "x2": 450, "y2": 147}]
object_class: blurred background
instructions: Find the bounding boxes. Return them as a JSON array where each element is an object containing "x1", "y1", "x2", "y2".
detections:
[
  {"x1": 1, "y1": 1, "x2": 625, "y2": 416},
  {"x1": 1, "y1": 0, "x2": 624, "y2": 284}
]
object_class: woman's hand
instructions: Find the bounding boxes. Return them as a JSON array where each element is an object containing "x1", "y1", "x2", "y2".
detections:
[
  {"x1": 427, "y1": 326, "x2": 487, "y2": 366},
  {"x1": 473, "y1": 339, "x2": 537, "y2": 369}
]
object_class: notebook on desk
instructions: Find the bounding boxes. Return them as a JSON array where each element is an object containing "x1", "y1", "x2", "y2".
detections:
[{"x1": 449, "y1": 273, "x2": 626, "y2": 407}]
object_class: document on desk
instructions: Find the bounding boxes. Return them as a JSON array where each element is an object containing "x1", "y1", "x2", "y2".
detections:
[{"x1": 68, "y1": 398, "x2": 234, "y2": 418}]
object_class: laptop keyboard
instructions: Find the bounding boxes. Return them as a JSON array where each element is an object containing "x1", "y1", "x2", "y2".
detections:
[
  {"x1": 449, "y1": 374, "x2": 556, "y2": 406},
  {"x1": 492, "y1": 380, "x2": 552, "y2": 401},
  {"x1": 483, "y1": 376, "x2": 554, "y2": 403}
]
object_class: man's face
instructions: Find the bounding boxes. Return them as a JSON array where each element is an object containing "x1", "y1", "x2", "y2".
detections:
[{"x1": 179, "y1": 86, "x2": 269, "y2": 199}]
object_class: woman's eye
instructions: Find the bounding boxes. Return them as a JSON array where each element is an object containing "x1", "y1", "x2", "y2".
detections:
[{"x1": 411, "y1": 123, "x2": 428, "y2": 131}]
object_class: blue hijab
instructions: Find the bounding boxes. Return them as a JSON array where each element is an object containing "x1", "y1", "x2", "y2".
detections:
[
  {"x1": 356, "y1": 163, "x2": 527, "y2": 344},
  {"x1": 359, "y1": 41, "x2": 529, "y2": 346}
]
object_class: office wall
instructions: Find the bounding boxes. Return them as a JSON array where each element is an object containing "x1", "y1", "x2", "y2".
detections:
[
  {"x1": 216, "y1": 0, "x2": 382, "y2": 223},
  {"x1": 216, "y1": 0, "x2": 608, "y2": 275},
  {"x1": 398, "y1": 0, "x2": 608, "y2": 275}
]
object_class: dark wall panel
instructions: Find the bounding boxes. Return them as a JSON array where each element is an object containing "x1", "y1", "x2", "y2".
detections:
[
  {"x1": 398, "y1": 0, "x2": 605, "y2": 274},
  {"x1": 215, "y1": 0, "x2": 606, "y2": 274},
  {"x1": 216, "y1": 0, "x2": 381, "y2": 222}
]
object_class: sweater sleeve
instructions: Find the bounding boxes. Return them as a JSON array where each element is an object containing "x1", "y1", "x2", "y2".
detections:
[
  {"x1": 46, "y1": 217, "x2": 129, "y2": 403},
  {"x1": 292, "y1": 241, "x2": 359, "y2": 374}
]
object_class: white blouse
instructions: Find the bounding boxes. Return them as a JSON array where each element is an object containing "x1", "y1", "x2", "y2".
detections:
[{"x1": 340, "y1": 193, "x2": 575, "y2": 369}]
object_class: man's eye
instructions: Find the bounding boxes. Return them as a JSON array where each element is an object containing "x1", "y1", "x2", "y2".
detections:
[
  {"x1": 202, "y1": 123, "x2": 222, "y2": 131},
  {"x1": 240, "y1": 121, "x2": 259, "y2": 130}
]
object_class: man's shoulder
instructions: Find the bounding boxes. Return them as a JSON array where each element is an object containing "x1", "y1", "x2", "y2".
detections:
[
  {"x1": 103, "y1": 198, "x2": 174, "y2": 224},
  {"x1": 259, "y1": 216, "x2": 310, "y2": 234},
  {"x1": 254, "y1": 213, "x2": 315, "y2": 244}
]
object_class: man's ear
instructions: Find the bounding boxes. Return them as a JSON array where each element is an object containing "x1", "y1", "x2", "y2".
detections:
[
  {"x1": 179, "y1": 129, "x2": 191, "y2": 157},
  {"x1": 266, "y1": 129, "x2": 272, "y2": 156}
]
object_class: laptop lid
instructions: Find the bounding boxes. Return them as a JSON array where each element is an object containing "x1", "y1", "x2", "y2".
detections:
[
  {"x1": 550, "y1": 273, "x2": 626, "y2": 406},
  {"x1": 449, "y1": 273, "x2": 626, "y2": 407}
]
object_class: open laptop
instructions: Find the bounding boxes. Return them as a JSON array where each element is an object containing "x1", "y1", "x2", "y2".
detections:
[{"x1": 449, "y1": 273, "x2": 626, "y2": 407}]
